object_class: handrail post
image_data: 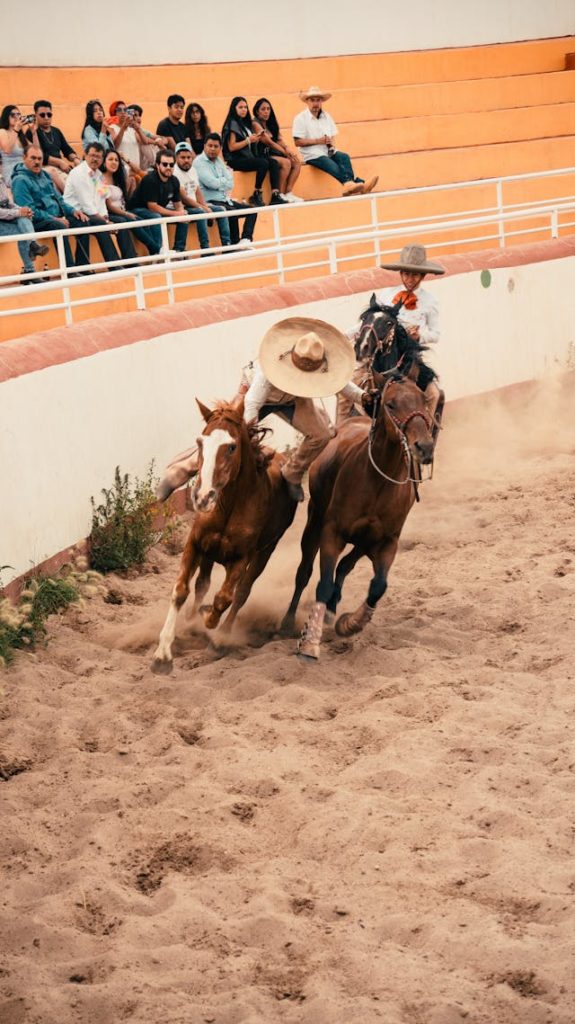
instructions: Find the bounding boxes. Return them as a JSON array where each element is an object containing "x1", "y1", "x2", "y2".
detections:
[
  {"x1": 56, "y1": 232, "x2": 72, "y2": 325},
  {"x1": 134, "y1": 269, "x2": 146, "y2": 310},
  {"x1": 370, "y1": 195, "x2": 381, "y2": 265},
  {"x1": 551, "y1": 208, "x2": 559, "y2": 238},
  {"x1": 496, "y1": 179, "x2": 505, "y2": 248},
  {"x1": 328, "y1": 239, "x2": 337, "y2": 274},
  {"x1": 159, "y1": 221, "x2": 175, "y2": 303},
  {"x1": 272, "y1": 208, "x2": 285, "y2": 284}
]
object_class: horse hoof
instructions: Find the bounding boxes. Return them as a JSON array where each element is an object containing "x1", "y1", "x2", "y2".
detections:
[
  {"x1": 151, "y1": 656, "x2": 173, "y2": 675},
  {"x1": 279, "y1": 615, "x2": 297, "y2": 637},
  {"x1": 324, "y1": 610, "x2": 335, "y2": 626},
  {"x1": 335, "y1": 603, "x2": 374, "y2": 637},
  {"x1": 297, "y1": 638, "x2": 320, "y2": 660},
  {"x1": 201, "y1": 605, "x2": 220, "y2": 630}
]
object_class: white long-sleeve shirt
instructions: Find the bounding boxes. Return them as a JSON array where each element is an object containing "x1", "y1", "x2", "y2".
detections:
[
  {"x1": 63, "y1": 161, "x2": 108, "y2": 217},
  {"x1": 244, "y1": 363, "x2": 364, "y2": 422},
  {"x1": 347, "y1": 285, "x2": 440, "y2": 347}
]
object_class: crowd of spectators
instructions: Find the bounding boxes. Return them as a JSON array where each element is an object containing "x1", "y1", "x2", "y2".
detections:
[{"x1": 0, "y1": 86, "x2": 378, "y2": 284}]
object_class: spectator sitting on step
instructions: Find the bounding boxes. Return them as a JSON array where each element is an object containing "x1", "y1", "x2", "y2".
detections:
[
  {"x1": 128, "y1": 148, "x2": 184, "y2": 256},
  {"x1": 0, "y1": 151, "x2": 49, "y2": 284},
  {"x1": 222, "y1": 96, "x2": 287, "y2": 207},
  {"x1": 184, "y1": 102, "x2": 211, "y2": 157},
  {"x1": 26, "y1": 99, "x2": 81, "y2": 195},
  {"x1": 124, "y1": 104, "x2": 168, "y2": 171},
  {"x1": 101, "y1": 149, "x2": 161, "y2": 257},
  {"x1": 292, "y1": 85, "x2": 378, "y2": 198},
  {"x1": 252, "y1": 97, "x2": 302, "y2": 203},
  {"x1": 172, "y1": 142, "x2": 211, "y2": 254},
  {"x1": 64, "y1": 142, "x2": 138, "y2": 267},
  {"x1": 194, "y1": 132, "x2": 257, "y2": 249},
  {"x1": 11, "y1": 143, "x2": 93, "y2": 272},
  {"x1": 0, "y1": 105, "x2": 29, "y2": 186},
  {"x1": 156, "y1": 95, "x2": 188, "y2": 152},
  {"x1": 82, "y1": 99, "x2": 115, "y2": 153}
]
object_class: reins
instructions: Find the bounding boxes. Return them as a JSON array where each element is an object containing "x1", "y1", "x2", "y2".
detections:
[{"x1": 366, "y1": 383, "x2": 433, "y2": 499}]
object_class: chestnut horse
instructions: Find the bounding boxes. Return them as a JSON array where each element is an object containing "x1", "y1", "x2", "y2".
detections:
[
  {"x1": 153, "y1": 396, "x2": 297, "y2": 671},
  {"x1": 281, "y1": 373, "x2": 436, "y2": 659}
]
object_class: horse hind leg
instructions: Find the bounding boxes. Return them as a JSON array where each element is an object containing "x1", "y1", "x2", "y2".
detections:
[
  {"x1": 203, "y1": 558, "x2": 247, "y2": 630},
  {"x1": 152, "y1": 539, "x2": 200, "y2": 671},
  {"x1": 188, "y1": 555, "x2": 214, "y2": 623},
  {"x1": 219, "y1": 545, "x2": 274, "y2": 637},
  {"x1": 325, "y1": 546, "x2": 363, "y2": 624}
]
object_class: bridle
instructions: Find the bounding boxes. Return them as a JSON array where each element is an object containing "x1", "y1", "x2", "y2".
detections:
[
  {"x1": 367, "y1": 379, "x2": 433, "y2": 495},
  {"x1": 356, "y1": 314, "x2": 395, "y2": 363}
]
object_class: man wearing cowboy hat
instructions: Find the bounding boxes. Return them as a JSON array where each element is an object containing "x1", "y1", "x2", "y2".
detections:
[
  {"x1": 292, "y1": 87, "x2": 378, "y2": 198},
  {"x1": 156, "y1": 318, "x2": 369, "y2": 504},
  {"x1": 343, "y1": 243, "x2": 444, "y2": 422}
]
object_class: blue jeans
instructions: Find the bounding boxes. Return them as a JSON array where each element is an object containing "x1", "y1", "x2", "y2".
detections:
[
  {"x1": 130, "y1": 208, "x2": 163, "y2": 254},
  {"x1": 208, "y1": 200, "x2": 257, "y2": 246},
  {"x1": 174, "y1": 211, "x2": 210, "y2": 252},
  {"x1": 307, "y1": 151, "x2": 361, "y2": 185},
  {"x1": 0, "y1": 216, "x2": 36, "y2": 272}
]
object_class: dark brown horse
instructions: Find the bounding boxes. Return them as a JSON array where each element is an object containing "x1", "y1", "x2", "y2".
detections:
[
  {"x1": 281, "y1": 373, "x2": 436, "y2": 659},
  {"x1": 153, "y1": 396, "x2": 297, "y2": 670}
]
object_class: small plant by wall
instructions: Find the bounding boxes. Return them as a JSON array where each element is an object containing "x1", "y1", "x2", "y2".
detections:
[
  {"x1": 89, "y1": 465, "x2": 161, "y2": 574},
  {"x1": 0, "y1": 562, "x2": 102, "y2": 667}
]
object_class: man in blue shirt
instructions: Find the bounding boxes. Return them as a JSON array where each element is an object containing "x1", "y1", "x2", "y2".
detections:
[{"x1": 194, "y1": 133, "x2": 257, "y2": 249}]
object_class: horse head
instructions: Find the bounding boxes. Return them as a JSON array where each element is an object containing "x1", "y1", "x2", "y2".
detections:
[
  {"x1": 373, "y1": 371, "x2": 435, "y2": 466},
  {"x1": 355, "y1": 295, "x2": 404, "y2": 365},
  {"x1": 191, "y1": 396, "x2": 246, "y2": 513}
]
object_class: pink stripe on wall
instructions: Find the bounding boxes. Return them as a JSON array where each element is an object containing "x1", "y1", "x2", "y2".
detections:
[{"x1": 1, "y1": 237, "x2": 574, "y2": 385}]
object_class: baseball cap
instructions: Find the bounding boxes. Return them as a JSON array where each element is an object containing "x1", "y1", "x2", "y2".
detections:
[{"x1": 175, "y1": 142, "x2": 193, "y2": 153}]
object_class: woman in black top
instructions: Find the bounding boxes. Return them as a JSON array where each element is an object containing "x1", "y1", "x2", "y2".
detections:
[
  {"x1": 253, "y1": 97, "x2": 302, "y2": 203},
  {"x1": 221, "y1": 96, "x2": 286, "y2": 206},
  {"x1": 184, "y1": 102, "x2": 211, "y2": 156}
]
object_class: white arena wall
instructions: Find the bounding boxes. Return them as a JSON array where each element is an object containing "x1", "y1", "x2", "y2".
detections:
[
  {"x1": 3, "y1": 1, "x2": 575, "y2": 67},
  {"x1": 1, "y1": 239, "x2": 575, "y2": 588}
]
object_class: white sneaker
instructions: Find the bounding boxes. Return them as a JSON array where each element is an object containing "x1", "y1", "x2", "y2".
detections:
[
  {"x1": 236, "y1": 238, "x2": 254, "y2": 250},
  {"x1": 284, "y1": 192, "x2": 304, "y2": 203},
  {"x1": 159, "y1": 247, "x2": 178, "y2": 257}
]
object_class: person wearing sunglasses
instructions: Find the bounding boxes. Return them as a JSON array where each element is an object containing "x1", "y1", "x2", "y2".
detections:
[
  {"x1": 127, "y1": 149, "x2": 184, "y2": 255},
  {"x1": 25, "y1": 99, "x2": 80, "y2": 194}
]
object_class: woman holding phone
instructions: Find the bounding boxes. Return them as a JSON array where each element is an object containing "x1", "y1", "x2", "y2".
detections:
[
  {"x1": 252, "y1": 97, "x2": 302, "y2": 203},
  {"x1": 221, "y1": 96, "x2": 286, "y2": 206}
]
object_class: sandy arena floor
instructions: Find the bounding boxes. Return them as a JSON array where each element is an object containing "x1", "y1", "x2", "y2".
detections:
[{"x1": 1, "y1": 377, "x2": 574, "y2": 1024}]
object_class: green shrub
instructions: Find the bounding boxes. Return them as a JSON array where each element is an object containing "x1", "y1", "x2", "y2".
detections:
[
  {"x1": 0, "y1": 563, "x2": 102, "y2": 667},
  {"x1": 89, "y1": 465, "x2": 160, "y2": 574}
]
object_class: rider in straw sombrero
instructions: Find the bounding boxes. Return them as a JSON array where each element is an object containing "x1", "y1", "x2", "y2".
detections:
[
  {"x1": 157, "y1": 318, "x2": 371, "y2": 504},
  {"x1": 292, "y1": 86, "x2": 378, "y2": 198},
  {"x1": 342, "y1": 243, "x2": 445, "y2": 423}
]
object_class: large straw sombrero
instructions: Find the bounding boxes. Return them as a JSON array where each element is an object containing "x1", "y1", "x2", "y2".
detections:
[
  {"x1": 381, "y1": 244, "x2": 445, "y2": 275},
  {"x1": 299, "y1": 85, "x2": 332, "y2": 102},
  {"x1": 259, "y1": 317, "x2": 355, "y2": 399}
]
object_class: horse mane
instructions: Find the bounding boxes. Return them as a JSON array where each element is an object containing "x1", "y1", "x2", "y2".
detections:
[{"x1": 210, "y1": 401, "x2": 274, "y2": 472}]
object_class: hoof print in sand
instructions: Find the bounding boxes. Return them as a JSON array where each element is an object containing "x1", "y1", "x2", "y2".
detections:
[{"x1": 132, "y1": 834, "x2": 233, "y2": 895}]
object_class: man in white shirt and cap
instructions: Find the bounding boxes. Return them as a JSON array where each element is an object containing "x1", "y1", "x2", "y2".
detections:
[
  {"x1": 157, "y1": 318, "x2": 370, "y2": 504},
  {"x1": 292, "y1": 86, "x2": 378, "y2": 198}
]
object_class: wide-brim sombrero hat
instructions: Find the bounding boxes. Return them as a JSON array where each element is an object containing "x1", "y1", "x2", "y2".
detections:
[
  {"x1": 299, "y1": 85, "x2": 332, "y2": 102},
  {"x1": 259, "y1": 317, "x2": 355, "y2": 399},
  {"x1": 381, "y1": 244, "x2": 445, "y2": 275}
]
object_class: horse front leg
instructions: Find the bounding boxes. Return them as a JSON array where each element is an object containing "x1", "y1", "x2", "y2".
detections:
[
  {"x1": 298, "y1": 526, "x2": 344, "y2": 660},
  {"x1": 203, "y1": 558, "x2": 248, "y2": 630},
  {"x1": 281, "y1": 501, "x2": 322, "y2": 635},
  {"x1": 325, "y1": 545, "x2": 364, "y2": 624},
  {"x1": 188, "y1": 555, "x2": 214, "y2": 623},
  {"x1": 219, "y1": 545, "x2": 274, "y2": 636},
  {"x1": 335, "y1": 539, "x2": 398, "y2": 637},
  {"x1": 152, "y1": 534, "x2": 200, "y2": 671}
]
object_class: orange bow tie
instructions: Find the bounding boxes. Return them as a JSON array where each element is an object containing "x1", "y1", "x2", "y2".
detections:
[{"x1": 392, "y1": 289, "x2": 417, "y2": 310}]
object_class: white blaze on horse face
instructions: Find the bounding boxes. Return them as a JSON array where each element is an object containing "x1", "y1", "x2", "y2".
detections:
[{"x1": 197, "y1": 429, "x2": 235, "y2": 500}]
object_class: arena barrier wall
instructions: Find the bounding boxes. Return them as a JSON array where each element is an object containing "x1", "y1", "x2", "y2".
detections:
[
  {"x1": 2, "y1": 238, "x2": 574, "y2": 588},
  {"x1": 4, "y1": 1, "x2": 574, "y2": 65}
]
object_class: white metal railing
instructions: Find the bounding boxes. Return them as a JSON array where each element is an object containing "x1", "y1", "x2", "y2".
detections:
[{"x1": 1, "y1": 165, "x2": 575, "y2": 326}]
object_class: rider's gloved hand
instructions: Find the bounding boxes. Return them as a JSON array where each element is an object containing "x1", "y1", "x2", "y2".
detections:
[{"x1": 360, "y1": 389, "x2": 378, "y2": 415}]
